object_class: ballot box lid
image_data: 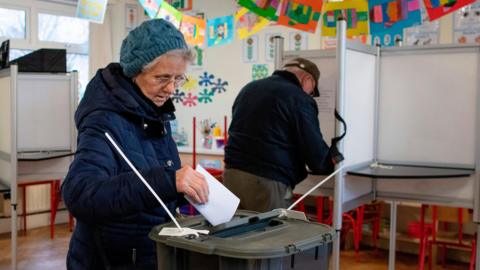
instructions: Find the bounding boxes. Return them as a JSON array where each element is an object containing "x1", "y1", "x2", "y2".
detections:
[{"x1": 149, "y1": 210, "x2": 336, "y2": 259}]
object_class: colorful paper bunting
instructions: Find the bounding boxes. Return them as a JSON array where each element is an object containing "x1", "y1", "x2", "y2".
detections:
[
  {"x1": 321, "y1": 0, "x2": 370, "y2": 37},
  {"x1": 180, "y1": 15, "x2": 206, "y2": 46},
  {"x1": 369, "y1": 0, "x2": 421, "y2": 46},
  {"x1": 235, "y1": 8, "x2": 270, "y2": 39},
  {"x1": 277, "y1": 0, "x2": 323, "y2": 33},
  {"x1": 424, "y1": 0, "x2": 475, "y2": 20},
  {"x1": 156, "y1": 1, "x2": 183, "y2": 28},
  {"x1": 138, "y1": 0, "x2": 163, "y2": 18},
  {"x1": 238, "y1": 0, "x2": 287, "y2": 22},
  {"x1": 76, "y1": 0, "x2": 108, "y2": 23}
]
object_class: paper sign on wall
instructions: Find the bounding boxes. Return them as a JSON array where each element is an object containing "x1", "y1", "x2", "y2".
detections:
[
  {"x1": 180, "y1": 15, "x2": 206, "y2": 46},
  {"x1": 405, "y1": 7, "x2": 440, "y2": 46},
  {"x1": 289, "y1": 31, "x2": 308, "y2": 51},
  {"x1": 243, "y1": 35, "x2": 259, "y2": 62},
  {"x1": 207, "y1": 16, "x2": 235, "y2": 47},
  {"x1": 156, "y1": 1, "x2": 183, "y2": 28},
  {"x1": 453, "y1": 2, "x2": 480, "y2": 44},
  {"x1": 252, "y1": 64, "x2": 269, "y2": 80},
  {"x1": 265, "y1": 33, "x2": 282, "y2": 61},
  {"x1": 76, "y1": 0, "x2": 108, "y2": 23}
]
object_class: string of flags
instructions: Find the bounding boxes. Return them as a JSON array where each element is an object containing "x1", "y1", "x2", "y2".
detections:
[
  {"x1": 136, "y1": 0, "x2": 475, "y2": 47},
  {"x1": 76, "y1": 0, "x2": 477, "y2": 47}
]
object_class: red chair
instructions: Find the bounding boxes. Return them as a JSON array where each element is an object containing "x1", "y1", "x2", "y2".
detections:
[
  {"x1": 18, "y1": 179, "x2": 74, "y2": 239},
  {"x1": 418, "y1": 205, "x2": 476, "y2": 270},
  {"x1": 292, "y1": 194, "x2": 382, "y2": 260}
]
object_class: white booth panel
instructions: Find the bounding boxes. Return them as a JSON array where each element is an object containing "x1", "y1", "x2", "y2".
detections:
[
  {"x1": 343, "y1": 48, "x2": 376, "y2": 166},
  {"x1": 0, "y1": 75, "x2": 12, "y2": 155},
  {"x1": 17, "y1": 74, "x2": 72, "y2": 152},
  {"x1": 284, "y1": 51, "x2": 337, "y2": 145},
  {"x1": 17, "y1": 157, "x2": 73, "y2": 181},
  {"x1": 378, "y1": 48, "x2": 479, "y2": 166}
]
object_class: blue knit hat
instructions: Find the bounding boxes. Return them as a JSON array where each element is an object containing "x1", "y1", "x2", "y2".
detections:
[{"x1": 120, "y1": 19, "x2": 188, "y2": 78}]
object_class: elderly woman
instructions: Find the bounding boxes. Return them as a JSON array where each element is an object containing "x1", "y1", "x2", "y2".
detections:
[{"x1": 62, "y1": 19, "x2": 208, "y2": 269}]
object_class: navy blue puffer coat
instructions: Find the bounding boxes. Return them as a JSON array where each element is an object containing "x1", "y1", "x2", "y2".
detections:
[{"x1": 62, "y1": 63, "x2": 181, "y2": 269}]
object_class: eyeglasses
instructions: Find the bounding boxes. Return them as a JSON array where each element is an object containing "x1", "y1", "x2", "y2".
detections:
[{"x1": 153, "y1": 74, "x2": 188, "y2": 88}]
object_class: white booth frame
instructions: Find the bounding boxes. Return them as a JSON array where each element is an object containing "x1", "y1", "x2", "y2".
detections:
[
  {"x1": 0, "y1": 65, "x2": 78, "y2": 270},
  {"x1": 275, "y1": 20, "x2": 480, "y2": 270}
]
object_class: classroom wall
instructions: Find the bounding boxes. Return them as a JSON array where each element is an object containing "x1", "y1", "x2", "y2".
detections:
[{"x1": 93, "y1": 0, "x2": 470, "y2": 161}]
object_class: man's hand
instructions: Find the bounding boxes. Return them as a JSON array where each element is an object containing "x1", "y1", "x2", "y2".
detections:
[{"x1": 175, "y1": 166, "x2": 209, "y2": 204}]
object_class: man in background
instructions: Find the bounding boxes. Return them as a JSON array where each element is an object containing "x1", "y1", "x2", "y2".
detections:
[{"x1": 223, "y1": 58, "x2": 335, "y2": 212}]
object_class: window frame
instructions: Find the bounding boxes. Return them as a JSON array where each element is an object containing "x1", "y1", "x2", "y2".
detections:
[{"x1": 0, "y1": 0, "x2": 88, "y2": 55}]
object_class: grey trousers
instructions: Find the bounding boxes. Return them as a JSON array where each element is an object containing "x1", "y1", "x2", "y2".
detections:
[{"x1": 223, "y1": 168, "x2": 292, "y2": 213}]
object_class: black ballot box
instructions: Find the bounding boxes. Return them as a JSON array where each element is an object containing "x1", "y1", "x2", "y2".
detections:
[{"x1": 149, "y1": 210, "x2": 336, "y2": 270}]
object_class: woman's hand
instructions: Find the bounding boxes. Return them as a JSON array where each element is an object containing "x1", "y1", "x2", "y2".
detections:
[{"x1": 175, "y1": 166, "x2": 209, "y2": 204}]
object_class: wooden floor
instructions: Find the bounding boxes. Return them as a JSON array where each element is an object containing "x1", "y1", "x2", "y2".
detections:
[{"x1": 0, "y1": 224, "x2": 471, "y2": 270}]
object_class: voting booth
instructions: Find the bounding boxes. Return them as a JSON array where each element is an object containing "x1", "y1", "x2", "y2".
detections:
[
  {"x1": 149, "y1": 210, "x2": 336, "y2": 270},
  {"x1": 276, "y1": 20, "x2": 480, "y2": 270},
  {"x1": 0, "y1": 64, "x2": 78, "y2": 269}
]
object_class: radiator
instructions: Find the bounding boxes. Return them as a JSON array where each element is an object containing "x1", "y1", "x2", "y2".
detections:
[{"x1": 23, "y1": 184, "x2": 51, "y2": 213}]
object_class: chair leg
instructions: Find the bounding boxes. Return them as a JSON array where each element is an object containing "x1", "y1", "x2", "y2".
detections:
[
  {"x1": 441, "y1": 245, "x2": 447, "y2": 268},
  {"x1": 428, "y1": 241, "x2": 433, "y2": 270},
  {"x1": 316, "y1": 196, "x2": 324, "y2": 223},
  {"x1": 418, "y1": 230, "x2": 428, "y2": 270},
  {"x1": 68, "y1": 212, "x2": 74, "y2": 232},
  {"x1": 51, "y1": 179, "x2": 63, "y2": 239},
  {"x1": 22, "y1": 185, "x2": 27, "y2": 235},
  {"x1": 470, "y1": 236, "x2": 476, "y2": 270}
]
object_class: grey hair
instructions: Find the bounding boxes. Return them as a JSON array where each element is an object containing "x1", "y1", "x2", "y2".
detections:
[{"x1": 142, "y1": 48, "x2": 196, "y2": 73}]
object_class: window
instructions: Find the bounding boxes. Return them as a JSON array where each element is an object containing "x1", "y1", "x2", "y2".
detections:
[
  {"x1": 38, "y1": 13, "x2": 89, "y2": 46},
  {"x1": 0, "y1": 1, "x2": 89, "y2": 98},
  {"x1": 9, "y1": 49, "x2": 31, "y2": 61},
  {"x1": 67, "y1": 53, "x2": 89, "y2": 99},
  {"x1": 0, "y1": 7, "x2": 26, "y2": 39}
]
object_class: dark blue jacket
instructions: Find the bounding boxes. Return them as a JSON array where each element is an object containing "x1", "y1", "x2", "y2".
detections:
[
  {"x1": 62, "y1": 63, "x2": 181, "y2": 269},
  {"x1": 225, "y1": 70, "x2": 333, "y2": 188}
]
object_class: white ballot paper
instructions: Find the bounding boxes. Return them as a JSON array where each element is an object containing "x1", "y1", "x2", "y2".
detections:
[{"x1": 185, "y1": 165, "x2": 240, "y2": 226}]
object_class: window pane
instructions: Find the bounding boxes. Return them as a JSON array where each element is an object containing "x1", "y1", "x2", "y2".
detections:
[
  {"x1": 38, "y1": 13, "x2": 89, "y2": 45},
  {"x1": 67, "y1": 53, "x2": 89, "y2": 99},
  {"x1": 0, "y1": 8, "x2": 26, "y2": 39},
  {"x1": 9, "y1": 49, "x2": 32, "y2": 61}
]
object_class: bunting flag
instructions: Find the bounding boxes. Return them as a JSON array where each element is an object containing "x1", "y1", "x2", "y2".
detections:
[
  {"x1": 166, "y1": 0, "x2": 193, "y2": 11},
  {"x1": 321, "y1": 0, "x2": 370, "y2": 37},
  {"x1": 207, "y1": 15, "x2": 235, "y2": 47},
  {"x1": 238, "y1": 0, "x2": 287, "y2": 22},
  {"x1": 139, "y1": 0, "x2": 163, "y2": 18},
  {"x1": 277, "y1": 0, "x2": 323, "y2": 33},
  {"x1": 156, "y1": 1, "x2": 183, "y2": 28},
  {"x1": 180, "y1": 15, "x2": 207, "y2": 46},
  {"x1": 134, "y1": 0, "x2": 479, "y2": 48},
  {"x1": 369, "y1": 0, "x2": 422, "y2": 35},
  {"x1": 235, "y1": 8, "x2": 270, "y2": 39},
  {"x1": 424, "y1": 0, "x2": 476, "y2": 20},
  {"x1": 76, "y1": 0, "x2": 108, "y2": 23}
]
